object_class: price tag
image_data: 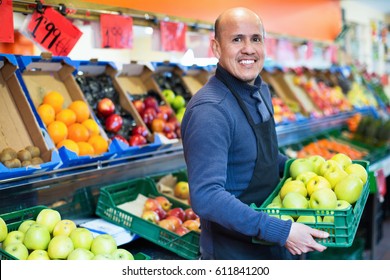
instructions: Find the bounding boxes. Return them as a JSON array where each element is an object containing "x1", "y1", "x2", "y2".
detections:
[
  {"x1": 0, "y1": 0, "x2": 14, "y2": 43},
  {"x1": 27, "y1": 7, "x2": 82, "y2": 56},
  {"x1": 100, "y1": 14, "x2": 133, "y2": 49},
  {"x1": 376, "y1": 169, "x2": 386, "y2": 197},
  {"x1": 160, "y1": 21, "x2": 187, "y2": 52}
]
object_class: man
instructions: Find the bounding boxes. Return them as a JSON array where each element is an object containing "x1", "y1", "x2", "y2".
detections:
[{"x1": 180, "y1": 7, "x2": 329, "y2": 260}]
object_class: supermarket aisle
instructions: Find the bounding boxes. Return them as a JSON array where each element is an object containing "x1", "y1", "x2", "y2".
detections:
[{"x1": 375, "y1": 215, "x2": 390, "y2": 260}]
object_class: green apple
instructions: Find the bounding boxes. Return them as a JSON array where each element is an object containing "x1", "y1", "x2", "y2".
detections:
[
  {"x1": 90, "y1": 234, "x2": 117, "y2": 255},
  {"x1": 282, "y1": 192, "x2": 309, "y2": 209},
  {"x1": 52, "y1": 219, "x2": 77, "y2": 237},
  {"x1": 322, "y1": 216, "x2": 334, "y2": 223},
  {"x1": 289, "y1": 158, "x2": 314, "y2": 179},
  {"x1": 331, "y1": 153, "x2": 352, "y2": 170},
  {"x1": 93, "y1": 253, "x2": 114, "y2": 260},
  {"x1": 172, "y1": 95, "x2": 186, "y2": 111},
  {"x1": 280, "y1": 180, "x2": 307, "y2": 200},
  {"x1": 296, "y1": 171, "x2": 317, "y2": 186},
  {"x1": 0, "y1": 217, "x2": 8, "y2": 242},
  {"x1": 306, "y1": 175, "x2": 332, "y2": 197},
  {"x1": 336, "y1": 199, "x2": 352, "y2": 210},
  {"x1": 2, "y1": 230, "x2": 24, "y2": 248},
  {"x1": 272, "y1": 195, "x2": 282, "y2": 205},
  {"x1": 318, "y1": 159, "x2": 342, "y2": 176},
  {"x1": 176, "y1": 109, "x2": 185, "y2": 123},
  {"x1": 18, "y1": 220, "x2": 36, "y2": 233},
  {"x1": 70, "y1": 227, "x2": 94, "y2": 250},
  {"x1": 112, "y1": 248, "x2": 134, "y2": 260},
  {"x1": 334, "y1": 174, "x2": 364, "y2": 204},
  {"x1": 266, "y1": 202, "x2": 282, "y2": 209},
  {"x1": 345, "y1": 163, "x2": 368, "y2": 184},
  {"x1": 162, "y1": 89, "x2": 176, "y2": 104},
  {"x1": 308, "y1": 155, "x2": 326, "y2": 174},
  {"x1": 67, "y1": 248, "x2": 95, "y2": 260},
  {"x1": 27, "y1": 249, "x2": 50, "y2": 260},
  {"x1": 270, "y1": 214, "x2": 295, "y2": 222},
  {"x1": 48, "y1": 235, "x2": 74, "y2": 259},
  {"x1": 23, "y1": 223, "x2": 51, "y2": 250},
  {"x1": 36, "y1": 208, "x2": 61, "y2": 233},
  {"x1": 309, "y1": 188, "x2": 337, "y2": 210},
  {"x1": 4, "y1": 242, "x2": 29, "y2": 260},
  {"x1": 296, "y1": 215, "x2": 322, "y2": 224},
  {"x1": 323, "y1": 168, "x2": 348, "y2": 189}
]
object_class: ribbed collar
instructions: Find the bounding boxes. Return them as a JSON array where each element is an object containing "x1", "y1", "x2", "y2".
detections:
[{"x1": 215, "y1": 64, "x2": 262, "y2": 96}]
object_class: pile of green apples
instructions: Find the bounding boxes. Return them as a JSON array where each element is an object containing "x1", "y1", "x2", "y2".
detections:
[
  {"x1": 0, "y1": 208, "x2": 134, "y2": 260},
  {"x1": 162, "y1": 89, "x2": 186, "y2": 123},
  {"x1": 266, "y1": 153, "x2": 368, "y2": 224}
]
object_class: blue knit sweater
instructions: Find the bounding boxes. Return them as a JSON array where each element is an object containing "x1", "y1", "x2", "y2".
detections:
[{"x1": 181, "y1": 65, "x2": 291, "y2": 256}]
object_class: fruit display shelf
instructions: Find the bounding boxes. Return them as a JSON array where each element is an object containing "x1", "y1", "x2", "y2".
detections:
[
  {"x1": 250, "y1": 159, "x2": 370, "y2": 247},
  {"x1": 95, "y1": 177, "x2": 200, "y2": 260}
]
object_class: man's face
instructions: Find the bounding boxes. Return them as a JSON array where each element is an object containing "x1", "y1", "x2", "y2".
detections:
[{"x1": 212, "y1": 12, "x2": 265, "y2": 85}]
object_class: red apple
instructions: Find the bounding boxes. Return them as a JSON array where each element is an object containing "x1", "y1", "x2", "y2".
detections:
[
  {"x1": 182, "y1": 219, "x2": 201, "y2": 232},
  {"x1": 163, "y1": 122, "x2": 176, "y2": 133},
  {"x1": 144, "y1": 198, "x2": 161, "y2": 211},
  {"x1": 184, "y1": 208, "x2": 199, "y2": 221},
  {"x1": 156, "y1": 111, "x2": 169, "y2": 121},
  {"x1": 154, "y1": 207, "x2": 167, "y2": 220},
  {"x1": 143, "y1": 97, "x2": 159, "y2": 111},
  {"x1": 167, "y1": 207, "x2": 185, "y2": 222},
  {"x1": 105, "y1": 114, "x2": 123, "y2": 133},
  {"x1": 111, "y1": 135, "x2": 129, "y2": 146},
  {"x1": 132, "y1": 125, "x2": 149, "y2": 137},
  {"x1": 175, "y1": 225, "x2": 190, "y2": 236},
  {"x1": 97, "y1": 98, "x2": 115, "y2": 118},
  {"x1": 165, "y1": 131, "x2": 177, "y2": 139},
  {"x1": 165, "y1": 215, "x2": 182, "y2": 231},
  {"x1": 141, "y1": 107, "x2": 157, "y2": 126},
  {"x1": 158, "y1": 219, "x2": 175, "y2": 232},
  {"x1": 158, "y1": 105, "x2": 173, "y2": 118},
  {"x1": 141, "y1": 210, "x2": 160, "y2": 224},
  {"x1": 132, "y1": 100, "x2": 145, "y2": 114},
  {"x1": 128, "y1": 135, "x2": 147, "y2": 146},
  {"x1": 155, "y1": 196, "x2": 172, "y2": 211}
]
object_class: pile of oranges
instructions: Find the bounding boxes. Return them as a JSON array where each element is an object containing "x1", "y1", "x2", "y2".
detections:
[{"x1": 37, "y1": 91, "x2": 108, "y2": 157}]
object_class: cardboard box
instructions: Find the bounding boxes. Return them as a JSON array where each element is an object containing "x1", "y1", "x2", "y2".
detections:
[
  {"x1": 73, "y1": 59, "x2": 163, "y2": 157},
  {"x1": 0, "y1": 54, "x2": 61, "y2": 180},
  {"x1": 181, "y1": 65, "x2": 212, "y2": 96},
  {"x1": 16, "y1": 53, "x2": 117, "y2": 167}
]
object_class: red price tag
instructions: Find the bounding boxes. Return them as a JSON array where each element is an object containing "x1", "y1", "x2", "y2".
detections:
[
  {"x1": 100, "y1": 14, "x2": 133, "y2": 49},
  {"x1": 376, "y1": 169, "x2": 386, "y2": 197},
  {"x1": 0, "y1": 0, "x2": 14, "y2": 43},
  {"x1": 27, "y1": 7, "x2": 82, "y2": 56},
  {"x1": 160, "y1": 21, "x2": 187, "y2": 52}
]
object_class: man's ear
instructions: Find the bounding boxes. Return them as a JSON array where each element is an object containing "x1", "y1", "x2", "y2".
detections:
[{"x1": 211, "y1": 39, "x2": 221, "y2": 59}]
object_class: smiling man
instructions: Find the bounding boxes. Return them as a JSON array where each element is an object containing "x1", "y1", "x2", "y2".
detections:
[{"x1": 181, "y1": 7, "x2": 329, "y2": 260}]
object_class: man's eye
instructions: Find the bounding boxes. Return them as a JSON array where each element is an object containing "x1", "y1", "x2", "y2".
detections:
[
  {"x1": 233, "y1": 37, "x2": 241, "y2": 42},
  {"x1": 253, "y1": 37, "x2": 263, "y2": 43}
]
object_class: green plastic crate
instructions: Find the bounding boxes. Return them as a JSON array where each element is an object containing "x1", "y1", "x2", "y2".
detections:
[
  {"x1": 95, "y1": 177, "x2": 200, "y2": 260},
  {"x1": 251, "y1": 159, "x2": 370, "y2": 247},
  {"x1": 306, "y1": 237, "x2": 365, "y2": 260}
]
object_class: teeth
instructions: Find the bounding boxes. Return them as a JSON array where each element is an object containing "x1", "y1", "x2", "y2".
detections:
[{"x1": 240, "y1": 60, "x2": 254, "y2": 65}]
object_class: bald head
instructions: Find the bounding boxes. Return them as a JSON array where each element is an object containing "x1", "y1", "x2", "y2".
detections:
[{"x1": 214, "y1": 7, "x2": 264, "y2": 41}]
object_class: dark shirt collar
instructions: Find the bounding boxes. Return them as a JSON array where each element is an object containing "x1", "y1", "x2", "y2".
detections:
[{"x1": 215, "y1": 63, "x2": 262, "y2": 96}]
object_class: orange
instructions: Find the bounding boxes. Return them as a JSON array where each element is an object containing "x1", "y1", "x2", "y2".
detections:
[
  {"x1": 67, "y1": 123, "x2": 90, "y2": 142},
  {"x1": 56, "y1": 109, "x2": 77, "y2": 127},
  {"x1": 88, "y1": 135, "x2": 108, "y2": 155},
  {"x1": 37, "y1": 104, "x2": 55, "y2": 126},
  {"x1": 68, "y1": 100, "x2": 90, "y2": 123},
  {"x1": 57, "y1": 139, "x2": 79, "y2": 156},
  {"x1": 47, "y1": 121, "x2": 68, "y2": 144},
  {"x1": 77, "y1": 142, "x2": 95, "y2": 156},
  {"x1": 82, "y1": 119, "x2": 100, "y2": 136},
  {"x1": 43, "y1": 91, "x2": 64, "y2": 113}
]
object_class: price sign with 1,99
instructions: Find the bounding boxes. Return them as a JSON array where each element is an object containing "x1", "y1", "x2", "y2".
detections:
[
  {"x1": 27, "y1": 7, "x2": 83, "y2": 56},
  {"x1": 100, "y1": 14, "x2": 133, "y2": 49},
  {"x1": 0, "y1": 0, "x2": 14, "y2": 43}
]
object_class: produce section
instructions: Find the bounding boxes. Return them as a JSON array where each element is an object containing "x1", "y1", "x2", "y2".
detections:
[{"x1": 1, "y1": 0, "x2": 389, "y2": 263}]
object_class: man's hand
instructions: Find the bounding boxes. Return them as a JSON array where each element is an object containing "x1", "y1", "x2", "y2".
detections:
[{"x1": 285, "y1": 222, "x2": 329, "y2": 255}]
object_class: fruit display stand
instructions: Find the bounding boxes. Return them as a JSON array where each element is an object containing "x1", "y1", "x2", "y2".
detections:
[
  {"x1": 114, "y1": 61, "x2": 179, "y2": 150},
  {"x1": 250, "y1": 159, "x2": 370, "y2": 247},
  {"x1": 95, "y1": 177, "x2": 200, "y2": 260},
  {"x1": 0, "y1": 54, "x2": 61, "y2": 180},
  {"x1": 73, "y1": 59, "x2": 167, "y2": 157},
  {"x1": 180, "y1": 65, "x2": 212, "y2": 96},
  {"x1": 15, "y1": 53, "x2": 117, "y2": 167}
]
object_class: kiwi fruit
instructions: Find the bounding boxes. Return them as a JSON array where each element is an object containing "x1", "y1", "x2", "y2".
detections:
[
  {"x1": 21, "y1": 160, "x2": 32, "y2": 167},
  {"x1": 25, "y1": 145, "x2": 41, "y2": 158},
  {"x1": 4, "y1": 158, "x2": 21, "y2": 168},
  {"x1": 31, "y1": 157, "x2": 44, "y2": 165},
  {"x1": 17, "y1": 149, "x2": 32, "y2": 162},
  {"x1": 1, "y1": 147, "x2": 17, "y2": 163}
]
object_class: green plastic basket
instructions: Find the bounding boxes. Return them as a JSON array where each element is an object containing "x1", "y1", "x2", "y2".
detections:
[
  {"x1": 95, "y1": 177, "x2": 200, "y2": 260},
  {"x1": 251, "y1": 159, "x2": 370, "y2": 247}
]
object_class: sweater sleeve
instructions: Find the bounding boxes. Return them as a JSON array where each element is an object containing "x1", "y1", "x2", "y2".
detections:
[{"x1": 181, "y1": 102, "x2": 291, "y2": 246}]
